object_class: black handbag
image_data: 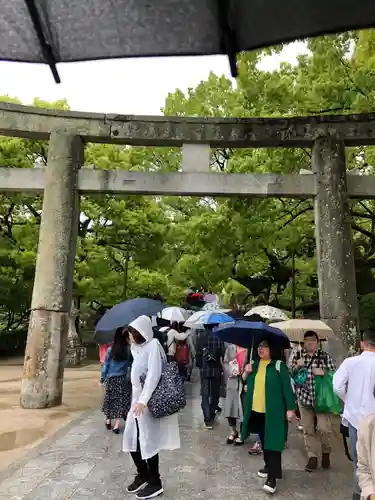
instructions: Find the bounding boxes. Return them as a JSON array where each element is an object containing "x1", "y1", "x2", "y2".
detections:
[
  {"x1": 340, "y1": 422, "x2": 353, "y2": 461},
  {"x1": 140, "y1": 360, "x2": 186, "y2": 418}
]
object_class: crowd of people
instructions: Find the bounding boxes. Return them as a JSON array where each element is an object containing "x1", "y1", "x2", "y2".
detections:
[{"x1": 98, "y1": 310, "x2": 375, "y2": 500}]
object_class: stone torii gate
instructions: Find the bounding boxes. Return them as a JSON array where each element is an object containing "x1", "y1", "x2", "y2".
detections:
[{"x1": 0, "y1": 103, "x2": 373, "y2": 409}]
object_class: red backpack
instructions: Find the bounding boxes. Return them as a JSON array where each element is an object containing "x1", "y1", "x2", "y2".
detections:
[{"x1": 175, "y1": 339, "x2": 189, "y2": 365}]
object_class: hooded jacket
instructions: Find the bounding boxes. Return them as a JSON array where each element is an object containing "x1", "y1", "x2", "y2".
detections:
[{"x1": 123, "y1": 315, "x2": 180, "y2": 459}]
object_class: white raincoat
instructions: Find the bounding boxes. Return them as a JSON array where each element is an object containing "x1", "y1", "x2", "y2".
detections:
[{"x1": 123, "y1": 315, "x2": 181, "y2": 460}]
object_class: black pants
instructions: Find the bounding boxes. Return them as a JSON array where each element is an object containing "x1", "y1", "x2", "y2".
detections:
[
  {"x1": 251, "y1": 411, "x2": 282, "y2": 480},
  {"x1": 201, "y1": 376, "x2": 221, "y2": 423},
  {"x1": 130, "y1": 420, "x2": 161, "y2": 486},
  {"x1": 295, "y1": 404, "x2": 301, "y2": 420}
]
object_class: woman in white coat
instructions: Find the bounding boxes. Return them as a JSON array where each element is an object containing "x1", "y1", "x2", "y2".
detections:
[{"x1": 123, "y1": 315, "x2": 180, "y2": 499}]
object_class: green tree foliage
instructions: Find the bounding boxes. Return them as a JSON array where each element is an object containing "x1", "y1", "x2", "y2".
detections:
[
  {"x1": 1, "y1": 29, "x2": 375, "y2": 346},
  {"x1": 163, "y1": 29, "x2": 375, "y2": 312}
]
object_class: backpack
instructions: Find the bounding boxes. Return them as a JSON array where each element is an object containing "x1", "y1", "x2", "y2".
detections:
[
  {"x1": 153, "y1": 327, "x2": 169, "y2": 355},
  {"x1": 175, "y1": 339, "x2": 189, "y2": 365}
]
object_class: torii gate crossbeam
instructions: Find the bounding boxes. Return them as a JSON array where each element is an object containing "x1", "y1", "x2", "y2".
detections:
[{"x1": 0, "y1": 103, "x2": 362, "y2": 409}]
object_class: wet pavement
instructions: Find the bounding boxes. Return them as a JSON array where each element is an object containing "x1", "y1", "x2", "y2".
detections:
[
  {"x1": 0, "y1": 362, "x2": 101, "y2": 471},
  {"x1": 0, "y1": 382, "x2": 353, "y2": 500}
]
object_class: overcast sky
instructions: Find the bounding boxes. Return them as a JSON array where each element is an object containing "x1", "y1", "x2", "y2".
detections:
[{"x1": 0, "y1": 42, "x2": 307, "y2": 115}]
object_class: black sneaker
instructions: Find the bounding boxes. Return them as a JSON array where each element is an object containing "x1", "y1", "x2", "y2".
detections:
[
  {"x1": 263, "y1": 478, "x2": 277, "y2": 494},
  {"x1": 204, "y1": 421, "x2": 213, "y2": 429},
  {"x1": 305, "y1": 456, "x2": 318, "y2": 472},
  {"x1": 136, "y1": 484, "x2": 163, "y2": 499},
  {"x1": 126, "y1": 475, "x2": 148, "y2": 493},
  {"x1": 257, "y1": 467, "x2": 268, "y2": 478},
  {"x1": 321, "y1": 453, "x2": 330, "y2": 469}
]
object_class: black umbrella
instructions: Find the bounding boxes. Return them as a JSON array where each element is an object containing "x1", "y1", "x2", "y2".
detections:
[
  {"x1": 93, "y1": 329, "x2": 116, "y2": 345},
  {"x1": 213, "y1": 321, "x2": 290, "y2": 349},
  {"x1": 2, "y1": 1, "x2": 374, "y2": 82},
  {"x1": 95, "y1": 298, "x2": 164, "y2": 338}
]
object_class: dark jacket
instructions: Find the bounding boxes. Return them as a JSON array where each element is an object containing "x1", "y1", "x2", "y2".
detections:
[{"x1": 196, "y1": 331, "x2": 225, "y2": 378}]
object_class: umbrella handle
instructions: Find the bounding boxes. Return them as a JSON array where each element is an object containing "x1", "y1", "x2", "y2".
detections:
[{"x1": 249, "y1": 338, "x2": 254, "y2": 363}]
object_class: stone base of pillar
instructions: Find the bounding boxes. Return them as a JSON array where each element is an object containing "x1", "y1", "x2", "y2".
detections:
[
  {"x1": 20, "y1": 309, "x2": 69, "y2": 409},
  {"x1": 65, "y1": 345, "x2": 87, "y2": 366}
]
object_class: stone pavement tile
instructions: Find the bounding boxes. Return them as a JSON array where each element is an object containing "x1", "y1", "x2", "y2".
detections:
[
  {"x1": 0, "y1": 456, "x2": 61, "y2": 500},
  {"x1": 0, "y1": 381, "x2": 353, "y2": 500},
  {"x1": 69, "y1": 460, "x2": 129, "y2": 500},
  {"x1": 23, "y1": 459, "x2": 97, "y2": 500}
]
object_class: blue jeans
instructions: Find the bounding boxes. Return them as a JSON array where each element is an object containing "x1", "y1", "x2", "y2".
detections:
[
  {"x1": 200, "y1": 377, "x2": 221, "y2": 423},
  {"x1": 348, "y1": 423, "x2": 360, "y2": 495}
]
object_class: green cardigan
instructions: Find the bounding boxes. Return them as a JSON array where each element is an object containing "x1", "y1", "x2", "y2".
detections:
[{"x1": 241, "y1": 359, "x2": 296, "y2": 452}]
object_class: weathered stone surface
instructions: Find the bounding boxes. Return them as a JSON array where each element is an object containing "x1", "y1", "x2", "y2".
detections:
[
  {"x1": 0, "y1": 102, "x2": 375, "y2": 147},
  {"x1": 0, "y1": 383, "x2": 353, "y2": 500},
  {"x1": 181, "y1": 144, "x2": 210, "y2": 172},
  {"x1": 0, "y1": 168, "x2": 319, "y2": 197},
  {"x1": 20, "y1": 131, "x2": 83, "y2": 409},
  {"x1": 1, "y1": 167, "x2": 375, "y2": 198},
  {"x1": 79, "y1": 170, "x2": 317, "y2": 197},
  {"x1": 31, "y1": 132, "x2": 82, "y2": 311},
  {"x1": 20, "y1": 310, "x2": 69, "y2": 409},
  {"x1": 65, "y1": 347, "x2": 87, "y2": 367},
  {"x1": 313, "y1": 136, "x2": 359, "y2": 357}
]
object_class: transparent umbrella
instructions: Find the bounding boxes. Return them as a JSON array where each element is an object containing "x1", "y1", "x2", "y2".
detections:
[
  {"x1": 159, "y1": 306, "x2": 189, "y2": 322},
  {"x1": 245, "y1": 306, "x2": 289, "y2": 321}
]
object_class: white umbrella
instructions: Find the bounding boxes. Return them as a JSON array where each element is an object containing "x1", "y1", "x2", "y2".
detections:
[
  {"x1": 269, "y1": 319, "x2": 335, "y2": 342},
  {"x1": 159, "y1": 306, "x2": 188, "y2": 322},
  {"x1": 202, "y1": 302, "x2": 221, "y2": 311},
  {"x1": 245, "y1": 305, "x2": 289, "y2": 321}
]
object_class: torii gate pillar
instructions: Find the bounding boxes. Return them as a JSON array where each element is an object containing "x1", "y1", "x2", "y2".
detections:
[
  {"x1": 313, "y1": 136, "x2": 359, "y2": 360},
  {"x1": 20, "y1": 131, "x2": 82, "y2": 409}
]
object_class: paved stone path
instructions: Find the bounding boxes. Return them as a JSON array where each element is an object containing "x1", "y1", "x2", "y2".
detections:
[{"x1": 0, "y1": 383, "x2": 353, "y2": 500}]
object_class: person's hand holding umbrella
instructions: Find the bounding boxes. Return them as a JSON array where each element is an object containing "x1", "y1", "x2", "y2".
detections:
[{"x1": 242, "y1": 362, "x2": 253, "y2": 389}]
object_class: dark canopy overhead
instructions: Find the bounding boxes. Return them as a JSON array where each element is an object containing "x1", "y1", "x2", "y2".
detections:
[{"x1": 2, "y1": 1, "x2": 375, "y2": 83}]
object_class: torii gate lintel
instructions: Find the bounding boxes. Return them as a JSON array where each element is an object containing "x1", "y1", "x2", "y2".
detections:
[{"x1": 0, "y1": 103, "x2": 362, "y2": 409}]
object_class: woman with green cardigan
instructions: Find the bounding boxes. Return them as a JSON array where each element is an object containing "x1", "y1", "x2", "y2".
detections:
[{"x1": 241, "y1": 340, "x2": 295, "y2": 494}]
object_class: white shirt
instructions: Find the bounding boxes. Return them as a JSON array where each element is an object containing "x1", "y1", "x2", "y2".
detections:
[{"x1": 333, "y1": 351, "x2": 375, "y2": 429}]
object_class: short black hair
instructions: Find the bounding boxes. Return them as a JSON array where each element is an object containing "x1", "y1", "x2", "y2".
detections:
[
  {"x1": 304, "y1": 330, "x2": 319, "y2": 341},
  {"x1": 363, "y1": 330, "x2": 375, "y2": 347}
]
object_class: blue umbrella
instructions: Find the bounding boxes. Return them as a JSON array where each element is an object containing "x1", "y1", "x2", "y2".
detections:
[
  {"x1": 213, "y1": 321, "x2": 290, "y2": 349},
  {"x1": 184, "y1": 310, "x2": 234, "y2": 329},
  {"x1": 95, "y1": 298, "x2": 165, "y2": 335}
]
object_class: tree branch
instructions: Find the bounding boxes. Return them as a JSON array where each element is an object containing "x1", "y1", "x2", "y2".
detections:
[
  {"x1": 352, "y1": 223, "x2": 375, "y2": 240},
  {"x1": 25, "y1": 204, "x2": 41, "y2": 222},
  {"x1": 281, "y1": 204, "x2": 313, "y2": 227}
]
